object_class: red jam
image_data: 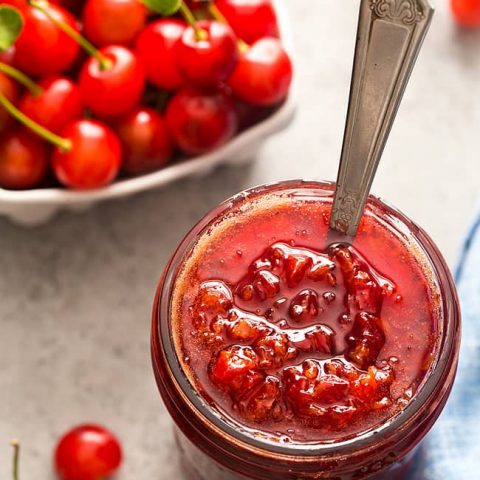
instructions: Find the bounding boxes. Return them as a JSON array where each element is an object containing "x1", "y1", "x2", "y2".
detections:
[{"x1": 172, "y1": 190, "x2": 438, "y2": 443}]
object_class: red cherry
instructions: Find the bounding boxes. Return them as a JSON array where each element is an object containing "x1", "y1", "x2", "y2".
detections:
[
  {"x1": 52, "y1": 119, "x2": 122, "y2": 189},
  {"x1": 135, "y1": 18, "x2": 186, "y2": 91},
  {"x1": 166, "y1": 87, "x2": 238, "y2": 155},
  {"x1": 115, "y1": 107, "x2": 173, "y2": 175},
  {"x1": 82, "y1": 0, "x2": 147, "y2": 47},
  {"x1": 228, "y1": 37, "x2": 292, "y2": 106},
  {"x1": 13, "y1": 2, "x2": 80, "y2": 76},
  {"x1": 54, "y1": 424, "x2": 122, "y2": 480},
  {"x1": 0, "y1": 72, "x2": 19, "y2": 132},
  {"x1": 0, "y1": 0, "x2": 27, "y2": 9},
  {"x1": 79, "y1": 45, "x2": 145, "y2": 118},
  {"x1": 20, "y1": 76, "x2": 84, "y2": 134},
  {"x1": 451, "y1": 0, "x2": 480, "y2": 27},
  {"x1": 0, "y1": 46, "x2": 16, "y2": 66},
  {"x1": 0, "y1": 128, "x2": 49, "y2": 189},
  {"x1": 215, "y1": 0, "x2": 279, "y2": 44},
  {"x1": 176, "y1": 19, "x2": 238, "y2": 87}
]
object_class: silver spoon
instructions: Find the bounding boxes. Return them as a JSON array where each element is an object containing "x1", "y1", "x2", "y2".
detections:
[{"x1": 329, "y1": 0, "x2": 434, "y2": 237}]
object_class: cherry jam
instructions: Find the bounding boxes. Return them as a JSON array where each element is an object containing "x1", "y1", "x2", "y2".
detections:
[{"x1": 152, "y1": 181, "x2": 460, "y2": 479}]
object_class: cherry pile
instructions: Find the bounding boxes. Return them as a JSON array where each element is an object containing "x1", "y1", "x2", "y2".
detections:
[
  {"x1": 0, "y1": 0, "x2": 293, "y2": 190},
  {"x1": 190, "y1": 242, "x2": 399, "y2": 428}
]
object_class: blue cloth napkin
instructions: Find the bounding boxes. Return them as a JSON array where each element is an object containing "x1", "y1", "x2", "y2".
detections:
[{"x1": 411, "y1": 213, "x2": 480, "y2": 479}]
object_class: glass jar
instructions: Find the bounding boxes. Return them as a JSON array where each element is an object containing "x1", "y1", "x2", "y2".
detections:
[{"x1": 151, "y1": 180, "x2": 461, "y2": 480}]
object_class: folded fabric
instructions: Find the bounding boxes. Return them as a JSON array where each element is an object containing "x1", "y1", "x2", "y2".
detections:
[{"x1": 411, "y1": 213, "x2": 480, "y2": 479}]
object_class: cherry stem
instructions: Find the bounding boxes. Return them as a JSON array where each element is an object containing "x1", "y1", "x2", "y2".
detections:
[
  {"x1": 0, "y1": 62, "x2": 42, "y2": 96},
  {"x1": 208, "y1": 3, "x2": 227, "y2": 23},
  {"x1": 29, "y1": 0, "x2": 112, "y2": 70},
  {"x1": 10, "y1": 440, "x2": 19, "y2": 480},
  {"x1": 179, "y1": 1, "x2": 208, "y2": 41},
  {"x1": 0, "y1": 93, "x2": 72, "y2": 151},
  {"x1": 207, "y1": 3, "x2": 249, "y2": 52}
]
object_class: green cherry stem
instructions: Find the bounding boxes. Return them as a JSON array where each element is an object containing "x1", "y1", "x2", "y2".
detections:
[
  {"x1": 179, "y1": 1, "x2": 208, "y2": 41},
  {"x1": 207, "y1": 3, "x2": 227, "y2": 23},
  {"x1": 207, "y1": 3, "x2": 249, "y2": 52},
  {"x1": 0, "y1": 62, "x2": 42, "y2": 96},
  {"x1": 29, "y1": 0, "x2": 112, "y2": 70},
  {"x1": 0, "y1": 93, "x2": 72, "y2": 150},
  {"x1": 10, "y1": 440, "x2": 20, "y2": 480}
]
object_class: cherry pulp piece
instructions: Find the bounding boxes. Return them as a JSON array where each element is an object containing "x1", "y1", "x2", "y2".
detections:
[
  {"x1": 165, "y1": 87, "x2": 238, "y2": 155},
  {"x1": 115, "y1": 107, "x2": 173, "y2": 175},
  {"x1": 13, "y1": 2, "x2": 80, "y2": 76},
  {"x1": 20, "y1": 76, "x2": 84, "y2": 134},
  {"x1": 451, "y1": 0, "x2": 480, "y2": 27},
  {"x1": 52, "y1": 119, "x2": 122, "y2": 189},
  {"x1": 175, "y1": 19, "x2": 238, "y2": 87},
  {"x1": 79, "y1": 45, "x2": 146, "y2": 118},
  {"x1": 215, "y1": 0, "x2": 279, "y2": 44},
  {"x1": 0, "y1": 128, "x2": 49, "y2": 189},
  {"x1": 82, "y1": 0, "x2": 147, "y2": 47},
  {"x1": 196, "y1": 242, "x2": 395, "y2": 427},
  {"x1": 135, "y1": 18, "x2": 186, "y2": 91},
  {"x1": 229, "y1": 37, "x2": 292, "y2": 106},
  {"x1": 55, "y1": 424, "x2": 122, "y2": 480}
]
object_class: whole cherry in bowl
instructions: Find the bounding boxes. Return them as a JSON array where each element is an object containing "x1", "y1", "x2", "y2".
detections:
[{"x1": 0, "y1": 0, "x2": 296, "y2": 225}]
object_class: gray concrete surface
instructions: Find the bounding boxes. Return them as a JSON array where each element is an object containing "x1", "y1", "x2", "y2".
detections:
[{"x1": 1, "y1": 1, "x2": 479, "y2": 478}]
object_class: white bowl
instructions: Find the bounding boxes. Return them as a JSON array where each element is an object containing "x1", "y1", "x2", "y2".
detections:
[{"x1": 0, "y1": 0, "x2": 296, "y2": 226}]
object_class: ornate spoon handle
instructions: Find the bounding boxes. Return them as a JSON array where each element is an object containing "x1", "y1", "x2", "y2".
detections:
[{"x1": 330, "y1": 0, "x2": 434, "y2": 237}]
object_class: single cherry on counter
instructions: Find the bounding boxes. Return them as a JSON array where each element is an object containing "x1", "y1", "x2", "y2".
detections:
[
  {"x1": 55, "y1": 424, "x2": 122, "y2": 480},
  {"x1": 152, "y1": 180, "x2": 460, "y2": 480},
  {"x1": 451, "y1": 0, "x2": 480, "y2": 27}
]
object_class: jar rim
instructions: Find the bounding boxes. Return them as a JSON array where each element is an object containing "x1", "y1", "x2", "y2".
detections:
[{"x1": 154, "y1": 179, "x2": 460, "y2": 459}]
